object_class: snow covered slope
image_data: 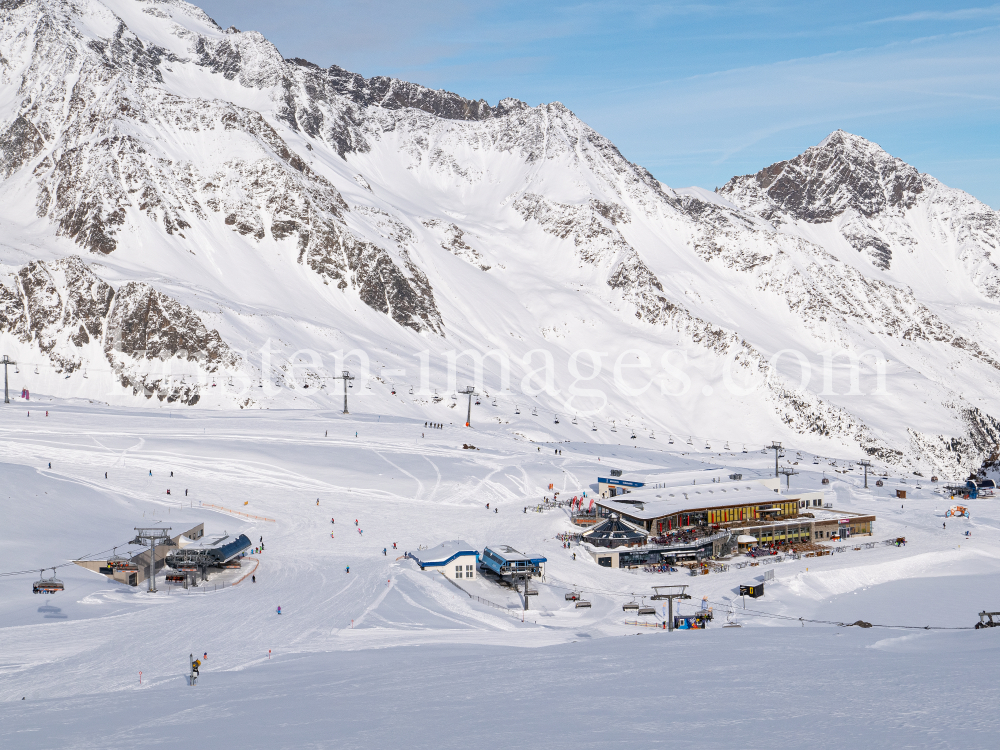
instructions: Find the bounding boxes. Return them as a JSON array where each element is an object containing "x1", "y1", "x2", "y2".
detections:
[{"x1": 1, "y1": 1, "x2": 1000, "y2": 477}]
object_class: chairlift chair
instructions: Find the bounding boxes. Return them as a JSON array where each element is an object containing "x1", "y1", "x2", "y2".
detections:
[
  {"x1": 687, "y1": 436, "x2": 694, "y2": 445},
  {"x1": 565, "y1": 592, "x2": 580, "y2": 601},
  {"x1": 391, "y1": 386, "x2": 396, "y2": 395},
  {"x1": 650, "y1": 430, "x2": 655, "y2": 439},
  {"x1": 669, "y1": 435, "x2": 675, "y2": 444},
  {"x1": 554, "y1": 415, "x2": 560, "y2": 424},
  {"x1": 34, "y1": 365, "x2": 39, "y2": 374},
  {"x1": 33, "y1": 568, "x2": 64, "y2": 594},
  {"x1": 475, "y1": 397, "x2": 481, "y2": 405},
  {"x1": 611, "y1": 421, "x2": 617, "y2": 433},
  {"x1": 492, "y1": 398, "x2": 497, "y2": 406},
  {"x1": 631, "y1": 430, "x2": 637, "y2": 440},
  {"x1": 83, "y1": 369, "x2": 88, "y2": 379},
  {"x1": 742, "y1": 444, "x2": 748, "y2": 453},
  {"x1": 572, "y1": 415, "x2": 577, "y2": 425},
  {"x1": 622, "y1": 600, "x2": 640, "y2": 612},
  {"x1": 637, "y1": 606, "x2": 657, "y2": 616},
  {"x1": 515, "y1": 405, "x2": 521, "y2": 414},
  {"x1": 705, "y1": 442, "x2": 711, "y2": 450},
  {"x1": 725, "y1": 441, "x2": 730, "y2": 451},
  {"x1": 409, "y1": 386, "x2": 414, "y2": 394},
  {"x1": 575, "y1": 600, "x2": 592, "y2": 608},
  {"x1": 531, "y1": 407, "x2": 538, "y2": 416},
  {"x1": 592, "y1": 422, "x2": 597, "y2": 431}
]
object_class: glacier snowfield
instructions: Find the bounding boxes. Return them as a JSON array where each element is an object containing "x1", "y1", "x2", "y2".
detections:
[{"x1": 1, "y1": 401, "x2": 998, "y2": 748}]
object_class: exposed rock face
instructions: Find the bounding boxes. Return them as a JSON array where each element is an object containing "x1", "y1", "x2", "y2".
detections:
[
  {"x1": 720, "y1": 130, "x2": 925, "y2": 223},
  {"x1": 0, "y1": 256, "x2": 236, "y2": 403}
]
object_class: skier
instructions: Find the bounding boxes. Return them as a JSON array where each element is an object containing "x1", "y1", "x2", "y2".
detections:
[
  {"x1": 345, "y1": 566, "x2": 350, "y2": 573},
  {"x1": 331, "y1": 518, "x2": 335, "y2": 524},
  {"x1": 943, "y1": 522, "x2": 946, "y2": 529},
  {"x1": 383, "y1": 548, "x2": 387, "y2": 556},
  {"x1": 185, "y1": 489, "x2": 188, "y2": 497},
  {"x1": 325, "y1": 430, "x2": 328, "y2": 437},
  {"x1": 486, "y1": 503, "x2": 490, "y2": 509},
  {"x1": 392, "y1": 542, "x2": 397, "y2": 549},
  {"x1": 316, "y1": 499, "x2": 320, "y2": 506},
  {"x1": 276, "y1": 606, "x2": 282, "y2": 615},
  {"x1": 105, "y1": 472, "x2": 107, "y2": 479},
  {"x1": 149, "y1": 470, "x2": 152, "y2": 476},
  {"x1": 170, "y1": 471, "x2": 173, "y2": 477},
  {"x1": 252, "y1": 575, "x2": 256, "y2": 583},
  {"x1": 48, "y1": 462, "x2": 51, "y2": 469},
  {"x1": 494, "y1": 508, "x2": 498, "y2": 514},
  {"x1": 572, "y1": 553, "x2": 576, "y2": 560},
  {"x1": 167, "y1": 489, "x2": 171, "y2": 495},
  {"x1": 355, "y1": 519, "x2": 358, "y2": 526},
  {"x1": 45, "y1": 411, "x2": 48, "y2": 417}
]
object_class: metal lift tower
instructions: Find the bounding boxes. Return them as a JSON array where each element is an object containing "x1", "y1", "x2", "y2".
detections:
[
  {"x1": 130, "y1": 527, "x2": 174, "y2": 593},
  {"x1": 1, "y1": 355, "x2": 15, "y2": 404},
  {"x1": 859, "y1": 459, "x2": 872, "y2": 489},
  {"x1": 651, "y1": 585, "x2": 692, "y2": 632},
  {"x1": 340, "y1": 371, "x2": 355, "y2": 414},
  {"x1": 767, "y1": 441, "x2": 783, "y2": 477},
  {"x1": 459, "y1": 385, "x2": 477, "y2": 427}
]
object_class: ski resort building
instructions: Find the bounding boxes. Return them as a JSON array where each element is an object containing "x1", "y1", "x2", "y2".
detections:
[
  {"x1": 594, "y1": 480, "x2": 823, "y2": 535},
  {"x1": 481, "y1": 546, "x2": 546, "y2": 579},
  {"x1": 73, "y1": 523, "x2": 205, "y2": 586},
  {"x1": 597, "y1": 467, "x2": 741, "y2": 498},
  {"x1": 409, "y1": 540, "x2": 479, "y2": 579}
]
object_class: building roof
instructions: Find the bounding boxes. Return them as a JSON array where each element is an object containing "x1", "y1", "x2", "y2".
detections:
[
  {"x1": 410, "y1": 540, "x2": 479, "y2": 567},
  {"x1": 596, "y1": 481, "x2": 823, "y2": 520},
  {"x1": 582, "y1": 514, "x2": 648, "y2": 546},
  {"x1": 483, "y1": 545, "x2": 547, "y2": 564}
]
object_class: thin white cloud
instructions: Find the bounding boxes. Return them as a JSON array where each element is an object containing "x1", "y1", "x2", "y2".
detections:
[{"x1": 866, "y1": 4, "x2": 1000, "y2": 25}]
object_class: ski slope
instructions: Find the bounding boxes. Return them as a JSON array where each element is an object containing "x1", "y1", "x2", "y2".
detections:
[{"x1": 1, "y1": 401, "x2": 999, "y2": 747}]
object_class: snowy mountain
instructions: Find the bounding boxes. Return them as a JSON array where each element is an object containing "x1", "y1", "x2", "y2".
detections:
[{"x1": 1, "y1": 0, "x2": 1000, "y2": 477}]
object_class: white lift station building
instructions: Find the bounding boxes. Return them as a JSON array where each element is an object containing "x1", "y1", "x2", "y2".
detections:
[{"x1": 409, "y1": 540, "x2": 479, "y2": 580}]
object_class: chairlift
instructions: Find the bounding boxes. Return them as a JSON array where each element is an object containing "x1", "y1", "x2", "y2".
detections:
[
  {"x1": 391, "y1": 386, "x2": 396, "y2": 395},
  {"x1": 610, "y1": 421, "x2": 617, "y2": 433},
  {"x1": 432, "y1": 390, "x2": 442, "y2": 403},
  {"x1": 725, "y1": 441, "x2": 730, "y2": 451},
  {"x1": 34, "y1": 365, "x2": 39, "y2": 374},
  {"x1": 705, "y1": 442, "x2": 711, "y2": 450},
  {"x1": 565, "y1": 592, "x2": 581, "y2": 601},
  {"x1": 592, "y1": 422, "x2": 597, "y2": 431},
  {"x1": 409, "y1": 386, "x2": 414, "y2": 395},
  {"x1": 492, "y1": 398, "x2": 497, "y2": 406},
  {"x1": 623, "y1": 599, "x2": 640, "y2": 612},
  {"x1": 687, "y1": 436, "x2": 694, "y2": 445},
  {"x1": 572, "y1": 415, "x2": 578, "y2": 425},
  {"x1": 451, "y1": 392, "x2": 458, "y2": 400},
  {"x1": 637, "y1": 606, "x2": 657, "y2": 616},
  {"x1": 669, "y1": 434, "x2": 674, "y2": 444},
  {"x1": 650, "y1": 430, "x2": 655, "y2": 439},
  {"x1": 742, "y1": 444, "x2": 747, "y2": 453},
  {"x1": 33, "y1": 568, "x2": 64, "y2": 594},
  {"x1": 348, "y1": 380, "x2": 353, "y2": 388},
  {"x1": 258, "y1": 379, "x2": 263, "y2": 388},
  {"x1": 83, "y1": 368, "x2": 88, "y2": 379},
  {"x1": 554, "y1": 415, "x2": 560, "y2": 424},
  {"x1": 531, "y1": 407, "x2": 538, "y2": 417},
  {"x1": 14, "y1": 363, "x2": 19, "y2": 374},
  {"x1": 108, "y1": 548, "x2": 137, "y2": 571},
  {"x1": 575, "y1": 600, "x2": 592, "y2": 608},
  {"x1": 365, "y1": 382, "x2": 371, "y2": 390},
  {"x1": 475, "y1": 397, "x2": 481, "y2": 405},
  {"x1": 515, "y1": 405, "x2": 521, "y2": 414},
  {"x1": 631, "y1": 430, "x2": 637, "y2": 440}
]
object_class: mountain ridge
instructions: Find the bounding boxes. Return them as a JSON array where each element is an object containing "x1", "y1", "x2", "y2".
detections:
[{"x1": 1, "y1": 0, "x2": 999, "y2": 478}]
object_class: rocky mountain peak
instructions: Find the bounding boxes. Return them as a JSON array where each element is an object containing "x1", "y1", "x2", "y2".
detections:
[{"x1": 718, "y1": 130, "x2": 925, "y2": 223}]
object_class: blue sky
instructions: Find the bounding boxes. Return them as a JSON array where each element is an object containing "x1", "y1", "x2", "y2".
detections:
[{"x1": 196, "y1": 1, "x2": 1000, "y2": 207}]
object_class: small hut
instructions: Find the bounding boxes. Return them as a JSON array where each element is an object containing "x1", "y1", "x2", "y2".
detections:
[
  {"x1": 582, "y1": 513, "x2": 648, "y2": 548},
  {"x1": 736, "y1": 534, "x2": 757, "y2": 552}
]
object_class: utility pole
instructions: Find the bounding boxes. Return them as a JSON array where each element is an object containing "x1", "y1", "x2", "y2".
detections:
[
  {"x1": 778, "y1": 467, "x2": 798, "y2": 490},
  {"x1": 859, "y1": 459, "x2": 872, "y2": 489},
  {"x1": 340, "y1": 371, "x2": 355, "y2": 414},
  {"x1": 651, "y1": 584, "x2": 691, "y2": 632},
  {"x1": 1, "y1": 355, "x2": 15, "y2": 404},
  {"x1": 459, "y1": 385, "x2": 477, "y2": 427},
  {"x1": 130, "y1": 527, "x2": 174, "y2": 593},
  {"x1": 767, "y1": 441, "x2": 783, "y2": 478}
]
